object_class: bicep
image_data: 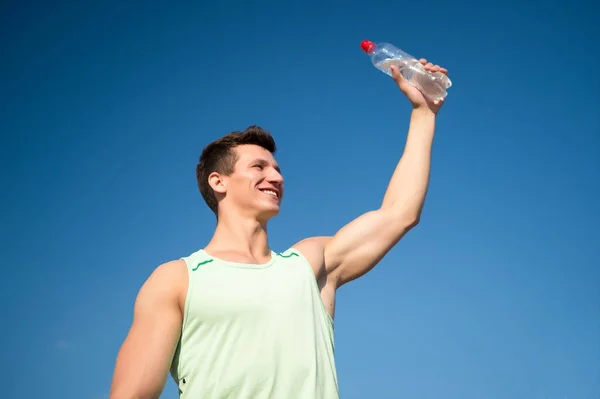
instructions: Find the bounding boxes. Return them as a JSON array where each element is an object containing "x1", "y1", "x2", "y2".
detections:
[
  {"x1": 325, "y1": 209, "x2": 413, "y2": 286},
  {"x1": 110, "y1": 262, "x2": 185, "y2": 399}
]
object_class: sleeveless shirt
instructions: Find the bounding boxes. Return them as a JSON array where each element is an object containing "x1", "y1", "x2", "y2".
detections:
[{"x1": 169, "y1": 247, "x2": 339, "y2": 398}]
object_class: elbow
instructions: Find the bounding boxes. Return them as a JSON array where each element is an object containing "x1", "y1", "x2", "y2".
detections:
[
  {"x1": 397, "y1": 210, "x2": 421, "y2": 231},
  {"x1": 380, "y1": 207, "x2": 422, "y2": 231},
  {"x1": 405, "y1": 214, "x2": 420, "y2": 229},
  {"x1": 382, "y1": 201, "x2": 423, "y2": 231}
]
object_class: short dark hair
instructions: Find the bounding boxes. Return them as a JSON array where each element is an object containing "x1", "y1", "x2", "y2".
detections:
[{"x1": 196, "y1": 125, "x2": 277, "y2": 215}]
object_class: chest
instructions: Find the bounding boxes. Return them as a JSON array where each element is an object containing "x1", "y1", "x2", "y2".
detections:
[{"x1": 186, "y1": 261, "x2": 317, "y2": 323}]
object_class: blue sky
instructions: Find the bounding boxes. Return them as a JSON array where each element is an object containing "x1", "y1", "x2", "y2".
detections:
[{"x1": 2, "y1": 0, "x2": 599, "y2": 398}]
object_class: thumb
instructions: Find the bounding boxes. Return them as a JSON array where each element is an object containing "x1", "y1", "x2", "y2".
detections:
[{"x1": 390, "y1": 65, "x2": 409, "y2": 91}]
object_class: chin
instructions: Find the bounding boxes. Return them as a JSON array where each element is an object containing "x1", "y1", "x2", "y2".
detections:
[{"x1": 256, "y1": 205, "x2": 280, "y2": 222}]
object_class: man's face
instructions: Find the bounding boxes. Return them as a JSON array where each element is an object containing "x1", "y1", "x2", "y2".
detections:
[{"x1": 218, "y1": 144, "x2": 284, "y2": 221}]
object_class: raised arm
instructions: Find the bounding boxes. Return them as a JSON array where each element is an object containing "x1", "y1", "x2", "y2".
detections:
[
  {"x1": 109, "y1": 260, "x2": 186, "y2": 399},
  {"x1": 324, "y1": 60, "x2": 448, "y2": 287}
]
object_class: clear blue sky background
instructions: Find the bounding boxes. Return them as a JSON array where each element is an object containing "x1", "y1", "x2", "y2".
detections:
[{"x1": 2, "y1": 0, "x2": 599, "y2": 398}]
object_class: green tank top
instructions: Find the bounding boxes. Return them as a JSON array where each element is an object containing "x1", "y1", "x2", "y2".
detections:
[{"x1": 169, "y1": 247, "x2": 339, "y2": 398}]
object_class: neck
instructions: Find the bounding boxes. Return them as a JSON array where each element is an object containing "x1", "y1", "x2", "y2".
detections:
[{"x1": 205, "y1": 210, "x2": 271, "y2": 261}]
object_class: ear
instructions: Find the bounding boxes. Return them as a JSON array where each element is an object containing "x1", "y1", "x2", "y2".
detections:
[{"x1": 208, "y1": 172, "x2": 227, "y2": 195}]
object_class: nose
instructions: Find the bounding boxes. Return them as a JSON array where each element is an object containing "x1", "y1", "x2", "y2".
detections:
[{"x1": 267, "y1": 167, "x2": 284, "y2": 186}]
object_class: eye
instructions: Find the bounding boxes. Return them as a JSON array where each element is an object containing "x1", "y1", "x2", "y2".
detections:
[{"x1": 253, "y1": 164, "x2": 264, "y2": 170}]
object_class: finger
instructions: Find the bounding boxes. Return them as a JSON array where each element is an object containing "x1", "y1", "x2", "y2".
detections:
[
  {"x1": 424, "y1": 62, "x2": 434, "y2": 70},
  {"x1": 390, "y1": 65, "x2": 407, "y2": 84},
  {"x1": 430, "y1": 64, "x2": 441, "y2": 73},
  {"x1": 390, "y1": 65, "x2": 411, "y2": 92},
  {"x1": 439, "y1": 67, "x2": 448, "y2": 75},
  {"x1": 390, "y1": 65, "x2": 403, "y2": 82},
  {"x1": 431, "y1": 96, "x2": 445, "y2": 105},
  {"x1": 419, "y1": 58, "x2": 427, "y2": 65}
]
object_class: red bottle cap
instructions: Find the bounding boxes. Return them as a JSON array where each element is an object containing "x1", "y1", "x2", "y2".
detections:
[{"x1": 360, "y1": 40, "x2": 376, "y2": 54}]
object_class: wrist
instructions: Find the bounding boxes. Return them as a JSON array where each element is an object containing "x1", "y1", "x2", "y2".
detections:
[{"x1": 411, "y1": 106, "x2": 436, "y2": 119}]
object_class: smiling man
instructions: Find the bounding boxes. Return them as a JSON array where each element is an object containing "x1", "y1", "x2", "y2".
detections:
[{"x1": 109, "y1": 60, "x2": 449, "y2": 399}]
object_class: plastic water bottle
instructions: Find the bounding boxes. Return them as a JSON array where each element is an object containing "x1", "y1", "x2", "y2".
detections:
[{"x1": 360, "y1": 40, "x2": 452, "y2": 102}]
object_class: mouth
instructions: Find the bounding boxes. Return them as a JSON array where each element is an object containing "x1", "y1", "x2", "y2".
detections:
[{"x1": 259, "y1": 188, "x2": 280, "y2": 200}]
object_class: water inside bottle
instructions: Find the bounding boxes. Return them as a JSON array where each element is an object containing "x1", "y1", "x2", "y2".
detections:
[{"x1": 376, "y1": 58, "x2": 451, "y2": 102}]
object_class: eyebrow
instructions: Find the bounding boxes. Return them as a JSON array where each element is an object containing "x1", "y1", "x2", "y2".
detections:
[{"x1": 252, "y1": 158, "x2": 281, "y2": 174}]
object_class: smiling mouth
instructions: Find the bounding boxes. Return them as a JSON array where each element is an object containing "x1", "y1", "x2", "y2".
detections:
[{"x1": 259, "y1": 189, "x2": 279, "y2": 199}]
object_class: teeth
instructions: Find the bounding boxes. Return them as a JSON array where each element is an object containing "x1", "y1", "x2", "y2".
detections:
[{"x1": 262, "y1": 190, "x2": 278, "y2": 197}]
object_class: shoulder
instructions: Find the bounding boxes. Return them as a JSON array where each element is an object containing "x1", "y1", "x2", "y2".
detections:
[
  {"x1": 292, "y1": 236, "x2": 331, "y2": 277},
  {"x1": 145, "y1": 259, "x2": 188, "y2": 287},
  {"x1": 136, "y1": 259, "x2": 188, "y2": 312}
]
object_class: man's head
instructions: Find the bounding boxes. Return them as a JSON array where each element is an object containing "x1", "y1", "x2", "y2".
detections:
[{"x1": 196, "y1": 125, "x2": 284, "y2": 222}]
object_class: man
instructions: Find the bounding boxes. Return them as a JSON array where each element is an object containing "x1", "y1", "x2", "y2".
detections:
[{"x1": 109, "y1": 59, "x2": 449, "y2": 399}]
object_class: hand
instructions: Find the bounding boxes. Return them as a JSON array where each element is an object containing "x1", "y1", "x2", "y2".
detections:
[{"x1": 390, "y1": 58, "x2": 449, "y2": 115}]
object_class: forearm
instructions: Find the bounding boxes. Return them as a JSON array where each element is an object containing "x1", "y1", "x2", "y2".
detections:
[{"x1": 380, "y1": 108, "x2": 436, "y2": 219}]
